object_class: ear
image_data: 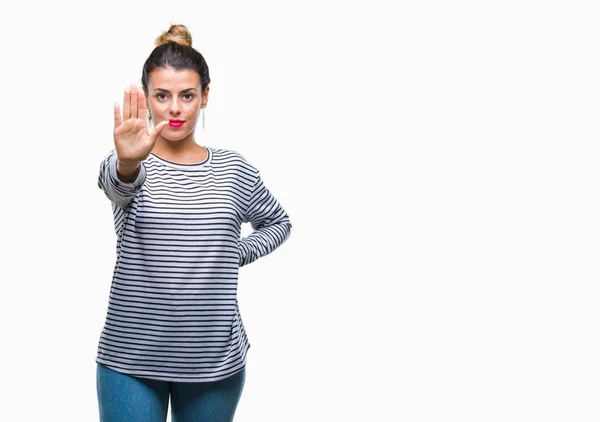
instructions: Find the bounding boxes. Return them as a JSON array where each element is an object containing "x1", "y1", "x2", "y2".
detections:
[{"x1": 201, "y1": 87, "x2": 210, "y2": 109}]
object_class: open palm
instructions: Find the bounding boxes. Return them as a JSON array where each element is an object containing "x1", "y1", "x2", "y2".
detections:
[{"x1": 113, "y1": 83, "x2": 168, "y2": 165}]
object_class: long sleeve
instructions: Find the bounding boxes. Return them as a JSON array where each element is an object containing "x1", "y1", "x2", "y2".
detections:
[
  {"x1": 238, "y1": 170, "x2": 291, "y2": 267},
  {"x1": 97, "y1": 150, "x2": 147, "y2": 210}
]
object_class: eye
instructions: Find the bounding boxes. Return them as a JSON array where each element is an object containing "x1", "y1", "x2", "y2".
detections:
[
  {"x1": 155, "y1": 93, "x2": 168, "y2": 101},
  {"x1": 183, "y1": 93, "x2": 194, "y2": 101}
]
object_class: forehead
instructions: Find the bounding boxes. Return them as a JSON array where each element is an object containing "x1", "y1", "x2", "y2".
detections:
[{"x1": 149, "y1": 67, "x2": 201, "y2": 90}]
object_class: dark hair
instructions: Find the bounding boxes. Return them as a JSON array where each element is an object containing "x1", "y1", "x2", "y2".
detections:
[{"x1": 141, "y1": 24, "x2": 210, "y2": 95}]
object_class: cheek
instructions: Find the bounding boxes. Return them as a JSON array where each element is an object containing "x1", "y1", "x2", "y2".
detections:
[
  {"x1": 148, "y1": 102, "x2": 165, "y2": 117},
  {"x1": 191, "y1": 102, "x2": 203, "y2": 115}
]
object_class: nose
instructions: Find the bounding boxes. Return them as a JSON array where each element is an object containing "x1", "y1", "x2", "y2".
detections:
[{"x1": 169, "y1": 98, "x2": 181, "y2": 115}]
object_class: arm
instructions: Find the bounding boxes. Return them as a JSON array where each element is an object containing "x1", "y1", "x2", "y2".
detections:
[
  {"x1": 239, "y1": 171, "x2": 292, "y2": 267},
  {"x1": 98, "y1": 83, "x2": 167, "y2": 209},
  {"x1": 97, "y1": 150, "x2": 146, "y2": 210}
]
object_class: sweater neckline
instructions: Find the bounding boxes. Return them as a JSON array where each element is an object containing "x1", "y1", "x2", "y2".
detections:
[{"x1": 149, "y1": 147, "x2": 212, "y2": 170}]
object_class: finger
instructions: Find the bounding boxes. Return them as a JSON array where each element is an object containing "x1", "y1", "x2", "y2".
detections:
[
  {"x1": 123, "y1": 86, "x2": 131, "y2": 120},
  {"x1": 149, "y1": 120, "x2": 169, "y2": 143},
  {"x1": 113, "y1": 102, "x2": 122, "y2": 128},
  {"x1": 130, "y1": 83, "x2": 138, "y2": 119},
  {"x1": 138, "y1": 88, "x2": 147, "y2": 120}
]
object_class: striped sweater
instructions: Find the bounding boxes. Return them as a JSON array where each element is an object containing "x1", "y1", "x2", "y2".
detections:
[{"x1": 96, "y1": 147, "x2": 291, "y2": 382}]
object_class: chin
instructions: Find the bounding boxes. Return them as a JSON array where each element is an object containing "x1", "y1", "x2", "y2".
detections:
[
  {"x1": 162, "y1": 129, "x2": 194, "y2": 142},
  {"x1": 163, "y1": 136, "x2": 188, "y2": 142}
]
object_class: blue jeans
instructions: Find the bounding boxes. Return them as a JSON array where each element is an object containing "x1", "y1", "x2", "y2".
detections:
[{"x1": 97, "y1": 363, "x2": 245, "y2": 422}]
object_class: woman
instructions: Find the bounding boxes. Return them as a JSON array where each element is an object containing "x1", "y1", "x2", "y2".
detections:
[{"x1": 96, "y1": 24, "x2": 292, "y2": 421}]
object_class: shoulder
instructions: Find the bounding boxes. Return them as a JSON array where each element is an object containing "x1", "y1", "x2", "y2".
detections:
[{"x1": 208, "y1": 147, "x2": 259, "y2": 173}]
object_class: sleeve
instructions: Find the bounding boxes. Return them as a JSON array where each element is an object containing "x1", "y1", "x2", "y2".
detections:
[
  {"x1": 238, "y1": 170, "x2": 292, "y2": 267},
  {"x1": 97, "y1": 149, "x2": 147, "y2": 210}
]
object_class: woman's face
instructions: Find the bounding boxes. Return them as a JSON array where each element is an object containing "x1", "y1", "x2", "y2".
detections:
[{"x1": 147, "y1": 66, "x2": 209, "y2": 142}]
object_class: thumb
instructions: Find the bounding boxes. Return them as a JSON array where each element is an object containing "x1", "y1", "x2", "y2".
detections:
[{"x1": 149, "y1": 120, "x2": 169, "y2": 143}]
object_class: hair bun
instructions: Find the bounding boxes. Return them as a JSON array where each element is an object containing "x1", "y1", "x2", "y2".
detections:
[{"x1": 155, "y1": 24, "x2": 192, "y2": 47}]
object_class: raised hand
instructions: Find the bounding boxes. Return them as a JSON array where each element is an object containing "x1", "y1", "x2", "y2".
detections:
[{"x1": 113, "y1": 83, "x2": 168, "y2": 168}]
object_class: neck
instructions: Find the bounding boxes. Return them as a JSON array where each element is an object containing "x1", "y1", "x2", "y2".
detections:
[
  {"x1": 152, "y1": 136, "x2": 207, "y2": 164},
  {"x1": 153, "y1": 135, "x2": 197, "y2": 153}
]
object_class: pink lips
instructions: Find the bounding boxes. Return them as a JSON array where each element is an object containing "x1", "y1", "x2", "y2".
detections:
[{"x1": 168, "y1": 120, "x2": 184, "y2": 128}]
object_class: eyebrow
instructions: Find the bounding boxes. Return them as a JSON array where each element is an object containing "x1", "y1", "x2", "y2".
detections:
[{"x1": 153, "y1": 88, "x2": 198, "y2": 93}]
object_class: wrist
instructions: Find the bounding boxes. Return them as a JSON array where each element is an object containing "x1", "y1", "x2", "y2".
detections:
[
  {"x1": 117, "y1": 159, "x2": 141, "y2": 171},
  {"x1": 116, "y1": 159, "x2": 141, "y2": 181}
]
